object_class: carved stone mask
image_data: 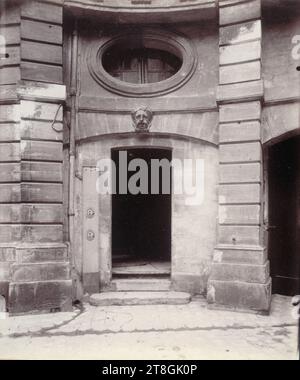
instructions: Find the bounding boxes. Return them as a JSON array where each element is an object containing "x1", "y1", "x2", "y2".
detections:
[{"x1": 132, "y1": 108, "x2": 153, "y2": 132}]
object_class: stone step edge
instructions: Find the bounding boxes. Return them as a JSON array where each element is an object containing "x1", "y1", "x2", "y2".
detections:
[
  {"x1": 9, "y1": 279, "x2": 72, "y2": 285},
  {"x1": 89, "y1": 291, "x2": 191, "y2": 306},
  {"x1": 11, "y1": 262, "x2": 70, "y2": 266}
]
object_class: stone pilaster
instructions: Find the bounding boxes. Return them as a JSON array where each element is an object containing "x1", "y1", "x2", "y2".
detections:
[
  {"x1": 0, "y1": 0, "x2": 21, "y2": 307},
  {"x1": 4, "y1": 0, "x2": 72, "y2": 314},
  {"x1": 207, "y1": 0, "x2": 271, "y2": 312}
]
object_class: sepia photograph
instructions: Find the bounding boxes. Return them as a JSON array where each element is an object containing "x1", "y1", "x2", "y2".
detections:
[{"x1": 0, "y1": 0, "x2": 299, "y2": 362}]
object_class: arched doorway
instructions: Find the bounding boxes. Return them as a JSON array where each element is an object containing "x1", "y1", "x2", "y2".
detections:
[
  {"x1": 267, "y1": 135, "x2": 300, "y2": 296},
  {"x1": 111, "y1": 147, "x2": 172, "y2": 277}
]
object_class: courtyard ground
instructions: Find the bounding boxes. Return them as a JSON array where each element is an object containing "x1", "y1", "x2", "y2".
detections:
[{"x1": 0, "y1": 295, "x2": 298, "y2": 360}]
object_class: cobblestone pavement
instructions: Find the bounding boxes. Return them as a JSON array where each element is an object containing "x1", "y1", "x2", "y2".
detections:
[{"x1": 0, "y1": 295, "x2": 298, "y2": 360}]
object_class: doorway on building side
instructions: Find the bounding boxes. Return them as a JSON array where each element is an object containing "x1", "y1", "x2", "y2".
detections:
[{"x1": 268, "y1": 135, "x2": 300, "y2": 296}]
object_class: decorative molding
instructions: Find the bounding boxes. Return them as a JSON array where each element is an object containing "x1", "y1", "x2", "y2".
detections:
[
  {"x1": 78, "y1": 95, "x2": 217, "y2": 113},
  {"x1": 64, "y1": 0, "x2": 216, "y2": 21},
  {"x1": 65, "y1": 0, "x2": 215, "y2": 10}
]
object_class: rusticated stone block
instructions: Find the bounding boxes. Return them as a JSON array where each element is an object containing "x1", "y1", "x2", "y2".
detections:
[
  {"x1": 0, "y1": 262, "x2": 11, "y2": 282},
  {"x1": 220, "y1": 142, "x2": 261, "y2": 163},
  {"x1": 16, "y1": 246, "x2": 68, "y2": 263},
  {"x1": 0, "y1": 123, "x2": 20, "y2": 142},
  {"x1": 219, "y1": 0, "x2": 261, "y2": 26},
  {"x1": 20, "y1": 140, "x2": 63, "y2": 162},
  {"x1": 217, "y1": 80, "x2": 263, "y2": 103},
  {"x1": 21, "y1": 1, "x2": 63, "y2": 25},
  {"x1": 21, "y1": 161, "x2": 62, "y2": 183},
  {"x1": 0, "y1": 205, "x2": 20, "y2": 223},
  {"x1": 218, "y1": 225, "x2": 260, "y2": 246},
  {"x1": 220, "y1": 101, "x2": 261, "y2": 123},
  {"x1": 220, "y1": 20, "x2": 261, "y2": 46},
  {"x1": 219, "y1": 162, "x2": 261, "y2": 184},
  {"x1": 210, "y1": 261, "x2": 269, "y2": 283},
  {"x1": 8, "y1": 280, "x2": 72, "y2": 314},
  {"x1": 0, "y1": 247, "x2": 16, "y2": 262},
  {"x1": 219, "y1": 204, "x2": 260, "y2": 225},
  {"x1": 219, "y1": 183, "x2": 261, "y2": 204},
  {"x1": 0, "y1": 104, "x2": 20, "y2": 123},
  {"x1": 0, "y1": 143, "x2": 20, "y2": 162},
  {"x1": 0, "y1": 184, "x2": 21, "y2": 203},
  {"x1": 20, "y1": 204, "x2": 63, "y2": 224},
  {"x1": 219, "y1": 121, "x2": 261, "y2": 144},
  {"x1": 21, "y1": 183, "x2": 62, "y2": 203},
  {"x1": 21, "y1": 40, "x2": 62, "y2": 66},
  {"x1": 213, "y1": 246, "x2": 267, "y2": 265},
  {"x1": 220, "y1": 61, "x2": 261, "y2": 85},
  {"x1": 21, "y1": 62, "x2": 63, "y2": 84},
  {"x1": 21, "y1": 20, "x2": 63, "y2": 45},
  {"x1": 20, "y1": 100, "x2": 63, "y2": 121},
  {"x1": 220, "y1": 40, "x2": 261, "y2": 65},
  {"x1": 0, "y1": 225, "x2": 21, "y2": 243},
  {"x1": 207, "y1": 278, "x2": 272, "y2": 312},
  {"x1": 0, "y1": 4, "x2": 20, "y2": 25},
  {"x1": 0, "y1": 163, "x2": 21, "y2": 183},
  {"x1": 20, "y1": 224, "x2": 63, "y2": 243},
  {"x1": 11, "y1": 262, "x2": 70, "y2": 282},
  {"x1": 20, "y1": 119, "x2": 63, "y2": 142}
]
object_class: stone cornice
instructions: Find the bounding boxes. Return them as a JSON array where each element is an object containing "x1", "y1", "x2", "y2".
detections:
[
  {"x1": 64, "y1": 0, "x2": 216, "y2": 11},
  {"x1": 64, "y1": 0, "x2": 217, "y2": 23}
]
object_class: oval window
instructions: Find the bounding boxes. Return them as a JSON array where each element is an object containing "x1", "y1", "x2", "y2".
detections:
[
  {"x1": 102, "y1": 45, "x2": 182, "y2": 84},
  {"x1": 87, "y1": 29, "x2": 197, "y2": 97}
]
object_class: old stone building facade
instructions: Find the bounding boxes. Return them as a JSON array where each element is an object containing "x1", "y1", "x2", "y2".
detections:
[{"x1": 0, "y1": 0, "x2": 299, "y2": 314}]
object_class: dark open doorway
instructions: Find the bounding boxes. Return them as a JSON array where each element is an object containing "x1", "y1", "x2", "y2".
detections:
[
  {"x1": 111, "y1": 147, "x2": 172, "y2": 276},
  {"x1": 268, "y1": 135, "x2": 300, "y2": 296}
]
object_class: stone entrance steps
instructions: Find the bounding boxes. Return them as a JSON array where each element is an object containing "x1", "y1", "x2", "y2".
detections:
[
  {"x1": 89, "y1": 291, "x2": 191, "y2": 306},
  {"x1": 110, "y1": 277, "x2": 172, "y2": 292},
  {"x1": 91, "y1": 260, "x2": 190, "y2": 306},
  {"x1": 112, "y1": 262, "x2": 171, "y2": 277}
]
